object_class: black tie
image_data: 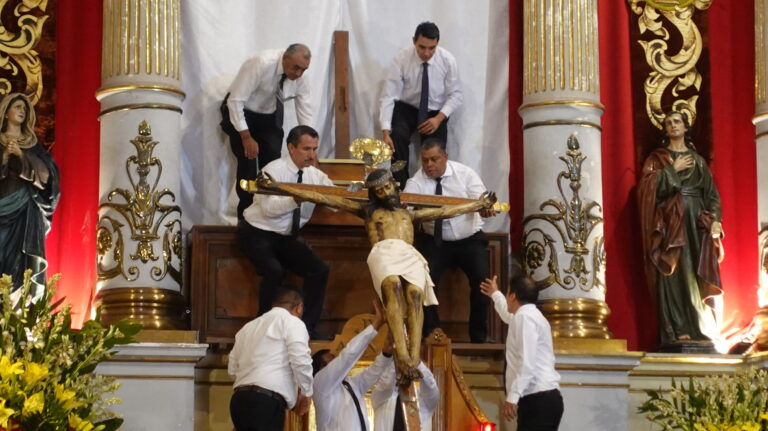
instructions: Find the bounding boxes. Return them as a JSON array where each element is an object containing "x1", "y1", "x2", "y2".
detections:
[
  {"x1": 342, "y1": 380, "x2": 367, "y2": 431},
  {"x1": 433, "y1": 177, "x2": 443, "y2": 245},
  {"x1": 290, "y1": 169, "x2": 303, "y2": 237},
  {"x1": 276, "y1": 73, "x2": 287, "y2": 128},
  {"x1": 418, "y1": 62, "x2": 429, "y2": 124}
]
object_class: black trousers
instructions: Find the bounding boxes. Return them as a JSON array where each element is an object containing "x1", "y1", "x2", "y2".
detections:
[
  {"x1": 237, "y1": 222, "x2": 329, "y2": 335},
  {"x1": 230, "y1": 389, "x2": 286, "y2": 431},
  {"x1": 221, "y1": 95, "x2": 284, "y2": 219},
  {"x1": 390, "y1": 101, "x2": 449, "y2": 189},
  {"x1": 517, "y1": 389, "x2": 564, "y2": 431},
  {"x1": 416, "y1": 231, "x2": 489, "y2": 342}
]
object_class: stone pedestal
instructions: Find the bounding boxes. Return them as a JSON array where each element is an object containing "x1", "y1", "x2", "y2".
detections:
[{"x1": 96, "y1": 331, "x2": 207, "y2": 430}]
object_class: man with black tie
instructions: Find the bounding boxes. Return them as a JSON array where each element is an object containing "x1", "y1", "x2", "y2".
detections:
[
  {"x1": 221, "y1": 43, "x2": 313, "y2": 219},
  {"x1": 237, "y1": 125, "x2": 332, "y2": 339},
  {"x1": 404, "y1": 138, "x2": 496, "y2": 343},
  {"x1": 379, "y1": 22, "x2": 462, "y2": 188}
]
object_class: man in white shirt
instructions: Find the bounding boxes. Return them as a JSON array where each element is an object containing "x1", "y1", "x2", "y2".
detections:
[
  {"x1": 379, "y1": 22, "x2": 462, "y2": 189},
  {"x1": 228, "y1": 286, "x2": 313, "y2": 431},
  {"x1": 371, "y1": 360, "x2": 439, "y2": 431},
  {"x1": 221, "y1": 43, "x2": 313, "y2": 219},
  {"x1": 311, "y1": 300, "x2": 391, "y2": 431},
  {"x1": 404, "y1": 138, "x2": 496, "y2": 342},
  {"x1": 238, "y1": 125, "x2": 333, "y2": 338},
  {"x1": 480, "y1": 275, "x2": 563, "y2": 430}
]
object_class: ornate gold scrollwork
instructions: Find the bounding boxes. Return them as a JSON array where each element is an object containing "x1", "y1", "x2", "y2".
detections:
[
  {"x1": 97, "y1": 121, "x2": 182, "y2": 284},
  {"x1": 522, "y1": 134, "x2": 605, "y2": 292},
  {"x1": 628, "y1": 0, "x2": 712, "y2": 128},
  {"x1": 0, "y1": 0, "x2": 48, "y2": 103}
]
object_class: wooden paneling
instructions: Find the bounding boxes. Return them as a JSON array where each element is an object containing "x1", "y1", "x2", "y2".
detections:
[{"x1": 189, "y1": 225, "x2": 509, "y2": 344}]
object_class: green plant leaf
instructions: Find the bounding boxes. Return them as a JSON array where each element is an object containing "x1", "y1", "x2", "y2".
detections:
[{"x1": 95, "y1": 417, "x2": 124, "y2": 431}]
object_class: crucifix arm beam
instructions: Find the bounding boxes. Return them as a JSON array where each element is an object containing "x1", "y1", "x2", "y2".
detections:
[
  {"x1": 241, "y1": 177, "x2": 365, "y2": 216},
  {"x1": 412, "y1": 192, "x2": 496, "y2": 222}
]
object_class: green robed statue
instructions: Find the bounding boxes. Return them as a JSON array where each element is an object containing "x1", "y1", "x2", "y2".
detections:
[{"x1": 638, "y1": 111, "x2": 724, "y2": 346}]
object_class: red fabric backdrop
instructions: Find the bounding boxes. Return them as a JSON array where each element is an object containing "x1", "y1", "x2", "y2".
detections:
[
  {"x1": 46, "y1": 0, "x2": 102, "y2": 327},
  {"x1": 597, "y1": 1, "x2": 657, "y2": 351},
  {"x1": 707, "y1": 1, "x2": 758, "y2": 339}
]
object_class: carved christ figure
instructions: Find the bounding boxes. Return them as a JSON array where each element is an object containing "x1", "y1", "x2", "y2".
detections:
[{"x1": 257, "y1": 168, "x2": 496, "y2": 384}]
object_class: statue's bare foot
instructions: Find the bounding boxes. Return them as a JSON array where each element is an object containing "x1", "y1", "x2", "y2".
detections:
[
  {"x1": 678, "y1": 334, "x2": 691, "y2": 341},
  {"x1": 396, "y1": 365, "x2": 423, "y2": 387}
]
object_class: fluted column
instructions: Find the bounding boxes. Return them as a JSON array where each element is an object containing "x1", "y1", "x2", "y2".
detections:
[
  {"x1": 755, "y1": 0, "x2": 768, "y2": 351},
  {"x1": 519, "y1": 0, "x2": 611, "y2": 339},
  {"x1": 95, "y1": 0, "x2": 185, "y2": 329}
]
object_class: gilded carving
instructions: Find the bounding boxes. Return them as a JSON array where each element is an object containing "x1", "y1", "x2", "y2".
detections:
[
  {"x1": 451, "y1": 357, "x2": 490, "y2": 424},
  {"x1": 0, "y1": 0, "x2": 49, "y2": 104},
  {"x1": 628, "y1": 0, "x2": 712, "y2": 128},
  {"x1": 102, "y1": 0, "x2": 180, "y2": 80},
  {"x1": 97, "y1": 120, "x2": 182, "y2": 284},
  {"x1": 522, "y1": 134, "x2": 605, "y2": 292},
  {"x1": 523, "y1": 0, "x2": 599, "y2": 95}
]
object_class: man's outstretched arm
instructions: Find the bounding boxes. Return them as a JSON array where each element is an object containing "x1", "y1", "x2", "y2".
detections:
[{"x1": 412, "y1": 191, "x2": 496, "y2": 222}]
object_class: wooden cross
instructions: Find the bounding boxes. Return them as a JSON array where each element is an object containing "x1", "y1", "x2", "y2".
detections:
[
  {"x1": 239, "y1": 179, "x2": 509, "y2": 211},
  {"x1": 399, "y1": 383, "x2": 422, "y2": 431}
]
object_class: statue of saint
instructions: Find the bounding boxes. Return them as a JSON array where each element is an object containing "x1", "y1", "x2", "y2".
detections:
[
  {"x1": 257, "y1": 168, "x2": 496, "y2": 384},
  {"x1": 638, "y1": 111, "x2": 723, "y2": 346},
  {"x1": 0, "y1": 93, "x2": 60, "y2": 299}
]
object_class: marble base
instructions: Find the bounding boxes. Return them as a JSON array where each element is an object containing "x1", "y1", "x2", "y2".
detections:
[{"x1": 96, "y1": 338, "x2": 208, "y2": 430}]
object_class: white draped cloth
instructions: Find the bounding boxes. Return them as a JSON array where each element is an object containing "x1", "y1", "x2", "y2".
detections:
[
  {"x1": 366, "y1": 239, "x2": 439, "y2": 306},
  {"x1": 179, "y1": 0, "x2": 509, "y2": 233}
]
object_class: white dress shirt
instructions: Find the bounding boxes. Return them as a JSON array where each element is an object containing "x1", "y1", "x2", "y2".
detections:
[
  {"x1": 243, "y1": 155, "x2": 334, "y2": 235},
  {"x1": 491, "y1": 290, "x2": 517, "y2": 393},
  {"x1": 504, "y1": 303, "x2": 560, "y2": 404},
  {"x1": 378, "y1": 45, "x2": 462, "y2": 131},
  {"x1": 227, "y1": 307, "x2": 313, "y2": 408},
  {"x1": 404, "y1": 160, "x2": 485, "y2": 241},
  {"x1": 226, "y1": 49, "x2": 313, "y2": 131},
  {"x1": 371, "y1": 362, "x2": 438, "y2": 431},
  {"x1": 313, "y1": 325, "x2": 391, "y2": 431}
]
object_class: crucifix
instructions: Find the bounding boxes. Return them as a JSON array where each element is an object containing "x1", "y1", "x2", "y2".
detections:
[{"x1": 243, "y1": 139, "x2": 506, "y2": 430}]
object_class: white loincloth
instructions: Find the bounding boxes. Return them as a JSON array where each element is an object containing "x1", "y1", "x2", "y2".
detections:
[{"x1": 366, "y1": 238, "x2": 439, "y2": 306}]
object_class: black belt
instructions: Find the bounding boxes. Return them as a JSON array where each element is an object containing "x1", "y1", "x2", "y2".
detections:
[
  {"x1": 520, "y1": 388, "x2": 561, "y2": 401},
  {"x1": 234, "y1": 385, "x2": 286, "y2": 407}
]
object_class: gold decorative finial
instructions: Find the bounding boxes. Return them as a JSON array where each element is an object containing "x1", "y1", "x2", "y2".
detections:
[{"x1": 350, "y1": 138, "x2": 392, "y2": 169}]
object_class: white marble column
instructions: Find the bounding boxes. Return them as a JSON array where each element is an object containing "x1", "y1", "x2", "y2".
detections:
[
  {"x1": 95, "y1": 0, "x2": 186, "y2": 329},
  {"x1": 519, "y1": 0, "x2": 610, "y2": 338},
  {"x1": 755, "y1": 0, "x2": 768, "y2": 351}
]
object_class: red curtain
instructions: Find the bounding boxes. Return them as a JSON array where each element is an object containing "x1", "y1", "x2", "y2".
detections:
[
  {"x1": 46, "y1": 0, "x2": 102, "y2": 327},
  {"x1": 707, "y1": 1, "x2": 759, "y2": 338},
  {"x1": 598, "y1": 1, "x2": 656, "y2": 351}
]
